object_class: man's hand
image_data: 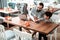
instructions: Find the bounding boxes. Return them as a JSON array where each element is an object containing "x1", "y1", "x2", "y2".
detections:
[{"x1": 33, "y1": 17, "x2": 40, "y2": 23}]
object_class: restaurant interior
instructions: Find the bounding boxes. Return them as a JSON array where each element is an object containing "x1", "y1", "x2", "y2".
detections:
[{"x1": 0, "y1": 0, "x2": 60, "y2": 40}]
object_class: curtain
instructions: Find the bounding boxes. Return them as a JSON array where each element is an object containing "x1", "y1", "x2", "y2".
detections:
[
  {"x1": 57, "y1": 0, "x2": 60, "y2": 3},
  {"x1": 0, "y1": 0, "x2": 3, "y2": 8},
  {"x1": 0, "y1": 0, "x2": 7, "y2": 8}
]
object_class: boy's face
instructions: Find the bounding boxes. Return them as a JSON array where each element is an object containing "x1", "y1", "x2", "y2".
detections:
[{"x1": 44, "y1": 15, "x2": 49, "y2": 20}]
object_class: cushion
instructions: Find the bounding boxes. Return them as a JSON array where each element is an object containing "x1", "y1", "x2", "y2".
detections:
[
  {"x1": 8, "y1": 2, "x2": 16, "y2": 9},
  {"x1": 51, "y1": 14, "x2": 60, "y2": 24},
  {"x1": 4, "y1": 30, "x2": 15, "y2": 40},
  {"x1": 54, "y1": 10, "x2": 60, "y2": 14},
  {"x1": 13, "y1": 28, "x2": 32, "y2": 40}
]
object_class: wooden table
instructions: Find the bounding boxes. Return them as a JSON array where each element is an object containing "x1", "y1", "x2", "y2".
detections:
[
  {"x1": 3, "y1": 17, "x2": 59, "y2": 35},
  {"x1": 0, "y1": 9, "x2": 19, "y2": 14}
]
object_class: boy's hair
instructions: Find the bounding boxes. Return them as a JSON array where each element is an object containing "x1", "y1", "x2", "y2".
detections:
[{"x1": 44, "y1": 11, "x2": 52, "y2": 18}]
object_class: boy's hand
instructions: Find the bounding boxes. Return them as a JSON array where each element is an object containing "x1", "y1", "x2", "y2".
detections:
[
  {"x1": 34, "y1": 16, "x2": 38, "y2": 20},
  {"x1": 34, "y1": 20, "x2": 40, "y2": 23}
]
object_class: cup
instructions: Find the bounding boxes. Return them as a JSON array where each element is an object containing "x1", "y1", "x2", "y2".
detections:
[{"x1": 25, "y1": 21, "x2": 30, "y2": 27}]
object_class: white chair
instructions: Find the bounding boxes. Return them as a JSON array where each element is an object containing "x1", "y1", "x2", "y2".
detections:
[
  {"x1": 48, "y1": 14, "x2": 60, "y2": 40},
  {"x1": 0, "y1": 25, "x2": 18, "y2": 40},
  {"x1": 0, "y1": 25, "x2": 6, "y2": 40},
  {"x1": 13, "y1": 28, "x2": 32, "y2": 40},
  {"x1": 48, "y1": 28, "x2": 57, "y2": 40}
]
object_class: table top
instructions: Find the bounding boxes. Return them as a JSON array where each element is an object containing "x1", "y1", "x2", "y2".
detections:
[
  {"x1": 0, "y1": 9, "x2": 19, "y2": 14},
  {"x1": 3, "y1": 17, "x2": 59, "y2": 35}
]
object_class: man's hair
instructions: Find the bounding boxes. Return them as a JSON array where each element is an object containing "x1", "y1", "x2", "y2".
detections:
[
  {"x1": 39, "y1": 3, "x2": 44, "y2": 8},
  {"x1": 44, "y1": 11, "x2": 52, "y2": 18}
]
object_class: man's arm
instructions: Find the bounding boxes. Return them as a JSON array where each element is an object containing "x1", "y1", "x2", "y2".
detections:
[
  {"x1": 29, "y1": 8, "x2": 38, "y2": 21},
  {"x1": 53, "y1": 8, "x2": 60, "y2": 12},
  {"x1": 29, "y1": 8, "x2": 35, "y2": 21}
]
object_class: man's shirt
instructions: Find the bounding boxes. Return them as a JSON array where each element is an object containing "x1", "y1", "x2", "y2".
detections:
[{"x1": 29, "y1": 7, "x2": 45, "y2": 21}]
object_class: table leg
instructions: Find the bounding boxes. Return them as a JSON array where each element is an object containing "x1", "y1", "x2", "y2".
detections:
[
  {"x1": 39, "y1": 33, "x2": 47, "y2": 40},
  {"x1": 7, "y1": 23, "x2": 9, "y2": 29},
  {"x1": 19, "y1": 27, "x2": 22, "y2": 31}
]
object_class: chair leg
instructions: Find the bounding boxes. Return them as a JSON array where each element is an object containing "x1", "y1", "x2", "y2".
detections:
[
  {"x1": 7, "y1": 23, "x2": 9, "y2": 29},
  {"x1": 50, "y1": 35, "x2": 53, "y2": 40},
  {"x1": 54, "y1": 28, "x2": 57, "y2": 40}
]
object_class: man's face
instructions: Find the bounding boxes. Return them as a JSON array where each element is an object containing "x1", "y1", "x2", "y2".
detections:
[
  {"x1": 48, "y1": 6, "x2": 54, "y2": 13},
  {"x1": 49, "y1": 8, "x2": 53, "y2": 13},
  {"x1": 37, "y1": 5, "x2": 43, "y2": 12}
]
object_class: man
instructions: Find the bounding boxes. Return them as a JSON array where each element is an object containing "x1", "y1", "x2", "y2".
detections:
[
  {"x1": 29, "y1": 3, "x2": 48, "y2": 40},
  {"x1": 19, "y1": 3, "x2": 28, "y2": 31},
  {"x1": 22, "y1": 3, "x2": 28, "y2": 15},
  {"x1": 30, "y1": 3, "x2": 45, "y2": 22}
]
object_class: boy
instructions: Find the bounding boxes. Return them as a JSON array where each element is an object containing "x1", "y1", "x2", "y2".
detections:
[
  {"x1": 39, "y1": 11, "x2": 53, "y2": 40},
  {"x1": 43, "y1": 11, "x2": 52, "y2": 21}
]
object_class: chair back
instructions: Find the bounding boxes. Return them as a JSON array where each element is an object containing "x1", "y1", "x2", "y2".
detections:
[
  {"x1": 0, "y1": 25, "x2": 5, "y2": 33},
  {"x1": 0, "y1": 25, "x2": 6, "y2": 40},
  {"x1": 8, "y1": 2, "x2": 16, "y2": 9},
  {"x1": 13, "y1": 28, "x2": 32, "y2": 40}
]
